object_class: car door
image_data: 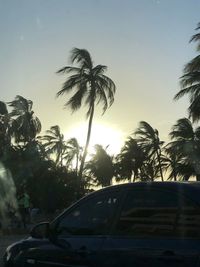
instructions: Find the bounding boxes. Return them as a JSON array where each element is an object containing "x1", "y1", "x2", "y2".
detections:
[
  {"x1": 29, "y1": 189, "x2": 122, "y2": 267},
  {"x1": 102, "y1": 185, "x2": 200, "y2": 267}
]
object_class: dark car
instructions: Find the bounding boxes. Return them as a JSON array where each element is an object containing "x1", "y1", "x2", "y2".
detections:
[{"x1": 3, "y1": 182, "x2": 200, "y2": 267}]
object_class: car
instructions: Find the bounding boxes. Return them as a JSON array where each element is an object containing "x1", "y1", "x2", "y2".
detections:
[{"x1": 3, "y1": 181, "x2": 200, "y2": 267}]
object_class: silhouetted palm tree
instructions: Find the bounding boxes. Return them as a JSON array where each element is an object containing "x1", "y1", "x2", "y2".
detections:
[
  {"x1": 115, "y1": 137, "x2": 146, "y2": 182},
  {"x1": 40, "y1": 125, "x2": 67, "y2": 167},
  {"x1": 56, "y1": 48, "x2": 116, "y2": 178},
  {"x1": 139, "y1": 158, "x2": 160, "y2": 182},
  {"x1": 167, "y1": 118, "x2": 200, "y2": 180},
  {"x1": 134, "y1": 121, "x2": 164, "y2": 181},
  {"x1": 64, "y1": 138, "x2": 82, "y2": 176},
  {"x1": 162, "y1": 151, "x2": 195, "y2": 181},
  {"x1": 86, "y1": 144, "x2": 114, "y2": 187},
  {"x1": 162, "y1": 147, "x2": 182, "y2": 181},
  {"x1": 8, "y1": 95, "x2": 41, "y2": 144},
  {"x1": 174, "y1": 22, "x2": 200, "y2": 122}
]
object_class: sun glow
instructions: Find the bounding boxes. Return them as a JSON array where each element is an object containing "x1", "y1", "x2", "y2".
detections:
[{"x1": 64, "y1": 123, "x2": 124, "y2": 155}]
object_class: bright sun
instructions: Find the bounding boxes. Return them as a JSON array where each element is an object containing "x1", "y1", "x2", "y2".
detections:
[{"x1": 65, "y1": 123, "x2": 124, "y2": 155}]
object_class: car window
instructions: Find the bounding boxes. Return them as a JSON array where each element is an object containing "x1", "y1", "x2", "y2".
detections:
[
  {"x1": 56, "y1": 191, "x2": 120, "y2": 236},
  {"x1": 176, "y1": 200, "x2": 200, "y2": 239},
  {"x1": 113, "y1": 188, "x2": 200, "y2": 239}
]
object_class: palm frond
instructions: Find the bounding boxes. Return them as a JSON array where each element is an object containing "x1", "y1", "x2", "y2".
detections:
[
  {"x1": 190, "y1": 33, "x2": 200, "y2": 43},
  {"x1": 66, "y1": 85, "x2": 87, "y2": 111},
  {"x1": 169, "y1": 118, "x2": 193, "y2": 140},
  {"x1": 92, "y1": 65, "x2": 107, "y2": 75},
  {"x1": 174, "y1": 83, "x2": 200, "y2": 100},
  {"x1": 56, "y1": 74, "x2": 83, "y2": 97},
  {"x1": 188, "y1": 94, "x2": 200, "y2": 122},
  {"x1": 70, "y1": 48, "x2": 93, "y2": 69},
  {"x1": 95, "y1": 83, "x2": 108, "y2": 114},
  {"x1": 180, "y1": 72, "x2": 200, "y2": 88},
  {"x1": 184, "y1": 56, "x2": 200, "y2": 72},
  {"x1": 56, "y1": 66, "x2": 81, "y2": 74}
]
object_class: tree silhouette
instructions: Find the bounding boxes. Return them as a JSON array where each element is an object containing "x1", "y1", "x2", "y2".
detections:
[
  {"x1": 115, "y1": 137, "x2": 146, "y2": 182},
  {"x1": 39, "y1": 125, "x2": 67, "y2": 167},
  {"x1": 167, "y1": 118, "x2": 200, "y2": 180},
  {"x1": 56, "y1": 48, "x2": 116, "y2": 178},
  {"x1": 174, "y1": 22, "x2": 200, "y2": 122},
  {"x1": 8, "y1": 95, "x2": 41, "y2": 144},
  {"x1": 86, "y1": 144, "x2": 114, "y2": 187},
  {"x1": 134, "y1": 121, "x2": 164, "y2": 181},
  {"x1": 64, "y1": 137, "x2": 82, "y2": 176}
]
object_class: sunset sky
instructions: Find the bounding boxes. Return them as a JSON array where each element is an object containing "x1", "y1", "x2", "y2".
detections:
[{"x1": 1, "y1": 0, "x2": 200, "y2": 154}]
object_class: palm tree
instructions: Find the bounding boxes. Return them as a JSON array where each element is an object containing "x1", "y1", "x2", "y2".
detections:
[
  {"x1": 64, "y1": 138, "x2": 82, "y2": 176},
  {"x1": 174, "y1": 22, "x2": 200, "y2": 122},
  {"x1": 162, "y1": 146, "x2": 182, "y2": 181},
  {"x1": 162, "y1": 151, "x2": 194, "y2": 181},
  {"x1": 139, "y1": 158, "x2": 161, "y2": 182},
  {"x1": 115, "y1": 137, "x2": 146, "y2": 182},
  {"x1": 167, "y1": 118, "x2": 200, "y2": 181},
  {"x1": 134, "y1": 121, "x2": 164, "y2": 181},
  {"x1": 8, "y1": 95, "x2": 41, "y2": 144},
  {"x1": 85, "y1": 144, "x2": 114, "y2": 187},
  {"x1": 39, "y1": 125, "x2": 67, "y2": 167},
  {"x1": 56, "y1": 48, "x2": 116, "y2": 178}
]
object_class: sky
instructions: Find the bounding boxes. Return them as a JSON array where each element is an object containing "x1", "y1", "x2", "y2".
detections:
[{"x1": 1, "y1": 0, "x2": 200, "y2": 154}]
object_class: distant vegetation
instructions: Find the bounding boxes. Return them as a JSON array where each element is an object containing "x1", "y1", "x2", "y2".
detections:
[{"x1": 1, "y1": 23, "x2": 200, "y2": 212}]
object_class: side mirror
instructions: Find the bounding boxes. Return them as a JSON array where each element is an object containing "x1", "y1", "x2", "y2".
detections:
[{"x1": 30, "y1": 222, "x2": 50, "y2": 239}]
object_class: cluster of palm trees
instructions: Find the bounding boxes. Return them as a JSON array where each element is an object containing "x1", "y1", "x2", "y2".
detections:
[
  {"x1": 1, "y1": 22, "x2": 200, "y2": 211},
  {"x1": 115, "y1": 119, "x2": 200, "y2": 182},
  {"x1": 1, "y1": 95, "x2": 200, "y2": 192},
  {"x1": 0, "y1": 96, "x2": 83, "y2": 210}
]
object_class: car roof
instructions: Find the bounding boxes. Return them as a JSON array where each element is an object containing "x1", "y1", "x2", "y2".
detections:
[
  {"x1": 98, "y1": 181, "x2": 200, "y2": 190},
  {"x1": 93, "y1": 181, "x2": 200, "y2": 203}
]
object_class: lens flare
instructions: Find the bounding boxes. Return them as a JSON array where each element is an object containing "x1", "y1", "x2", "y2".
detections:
[{"x1": 0, "y1": 163, "x2": 18, "y2": 229}]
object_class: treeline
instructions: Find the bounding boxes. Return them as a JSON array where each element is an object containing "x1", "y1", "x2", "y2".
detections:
[{"x1": 1, "y1": 22, "x2": 200, "y2": 212}]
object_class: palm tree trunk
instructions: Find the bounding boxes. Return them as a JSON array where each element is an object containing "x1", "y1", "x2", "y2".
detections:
[
  {"x1": 75, "y1": 152, "x2": 79, "y2": 177},
  {"x1": 173, "y1": 173, "x2": 177, "y2": 181},
  {"x1": 132, "y1": 172, "x2": 136, "y2": 182},
  {"x1": 157, "y1": 151, "x2": 164, "y2": 182},
  {"x1": 60, "y1": 151, "x2": 63, "y2": 167},
  {"x1": 79, "y1": 103, "x2": 95, "y2": 179},
  {"x1": 173, "y1": 168, "x2": 177, "y2": 181}
]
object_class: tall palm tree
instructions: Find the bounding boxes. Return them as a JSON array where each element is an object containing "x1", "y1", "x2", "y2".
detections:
[
  {"x1": 56, "y1": 48, "x2": 116, "y2": 178},
  {"x1": 64, "y1": 138, "x2": 82, "y2": 176},
  {"x1": 115, "y1": 137, "x2": 146, "y2": 182},
  {"x1": 8, "y1": 95, "x2": 41, "y2": 144},
  {"x1": 85, "y1": 144, "x2": 114, "y2": 187},
  {"x1": 39, "y1": 125, "x2": 67, "y2": 167},
  {"x1": 134, "y1": 121, "x2": 164, "y2": 181},
  {"x1": 167, "y1": 118, "x2": 200, "y2": 181},
  {"x1": 174, "y1": 22, "x2": 200, "y2": 122}
]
